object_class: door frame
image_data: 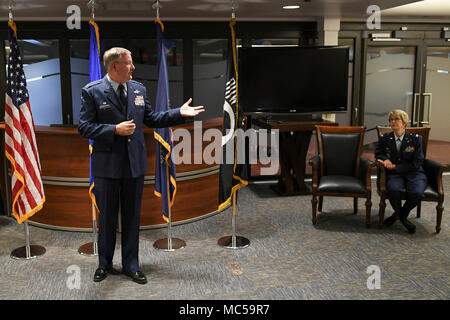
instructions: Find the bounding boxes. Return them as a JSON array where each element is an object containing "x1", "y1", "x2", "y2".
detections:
[
  {"x1": 359, "y1": 38, "x2": 425, "y2": 128},
  {"x1": 417, "y1": 39, "x2": 450, "y2": 127},
  {"x1": 338, "y1": 30, "x2": 362, "y2": 125},
  {"x1": 358, "y1": 36, "x2": 450, "y2": 128}
]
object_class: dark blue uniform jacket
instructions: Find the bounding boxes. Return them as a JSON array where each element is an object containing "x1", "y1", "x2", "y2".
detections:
[
  {"x1": 78, "y1": 76, "x2": 184, "y2": 179},
  {"x1": 374, "y1": 130, "x2": 425, "y2": 176}
]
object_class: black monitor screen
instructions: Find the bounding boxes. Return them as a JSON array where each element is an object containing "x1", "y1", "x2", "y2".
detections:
[{"x1": 239, "y1": 46, "x2": 349, "y2": 114}]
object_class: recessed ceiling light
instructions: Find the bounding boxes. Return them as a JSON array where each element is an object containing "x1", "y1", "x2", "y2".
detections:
[{"x1": 283, "y1": 5, "x2": 300, "y2": 9}]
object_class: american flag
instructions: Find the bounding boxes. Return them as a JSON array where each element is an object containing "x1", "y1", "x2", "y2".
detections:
[{"x1": 4, "y1": 21, "x2": 45, "y2": 224}]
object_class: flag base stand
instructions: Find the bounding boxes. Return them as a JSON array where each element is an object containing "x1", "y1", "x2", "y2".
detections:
[
  {"x1": 153, "y1": 218, "x2": 185, "y2": 251},
  {"x1": 10, "y1": 221, "x2": 46, "y2": 260},
  {"x1": 79, "y1": 217, "x2": 98, "y2": 257},
  {"x1": 218, "y1": 193, "x2": 250, "y2": 250},
  {"x1": 217, "y1": 235, "x2": 250, "y2": 249},
  {"x1": 78, "y1": 242, "x2": 98, "y2": 256},
  {"x1": 154, "y1": 157, "x2": 184, "y2": 251},
  {"x1": 10, "y1": 245, "x2": 46, "y2": 260},
  {"x1": 153, "y1": 238, "x2": 186, "y2": 251}
]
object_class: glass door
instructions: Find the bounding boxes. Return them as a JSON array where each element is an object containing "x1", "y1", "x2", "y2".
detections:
[
  {"x1": 361, "y1": 41, "x2": 423, "y2": 155},
  {"x1": 420, "y1": 44, "x2": 450, "y2": 165},
  {"x1": 422, "y1": 46, "x2": 450, "y2": 140},
  {"x1": 360, "y1": 39, "x2": 449, "y2": 165}
]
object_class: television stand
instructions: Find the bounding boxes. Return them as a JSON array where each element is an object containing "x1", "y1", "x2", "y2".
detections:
[{"x1": 252, "y1": 118, "x2": 338, "y2": 196}]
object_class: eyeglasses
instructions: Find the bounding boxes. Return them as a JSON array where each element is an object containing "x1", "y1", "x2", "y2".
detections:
[{"x1": 389, "y1": 117, "x2": 402, "y2": 122}]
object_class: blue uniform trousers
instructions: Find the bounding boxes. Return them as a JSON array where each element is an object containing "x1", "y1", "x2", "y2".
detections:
[
  {"x1": 386, "y1": 172, "x2": 427, "y2": 217},
  {"x1": 95, "y1": 175, "x2": 144, "y2": 273}
]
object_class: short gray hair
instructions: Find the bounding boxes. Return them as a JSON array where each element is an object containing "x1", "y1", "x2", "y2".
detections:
[
  {"x1": 388, "y1": 109, "x2": 409, "y2": 126},
  {"x1": 103, "y1": 47, "x2": 131, "y2": 72}
]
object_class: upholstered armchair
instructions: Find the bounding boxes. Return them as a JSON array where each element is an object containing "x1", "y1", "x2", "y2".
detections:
[
  {"x1": 309, "y1": 126, "x2": 376, "y2": 228},
  {"x1": 376, "y1": 126, "x2": 447, "y2": 233}
]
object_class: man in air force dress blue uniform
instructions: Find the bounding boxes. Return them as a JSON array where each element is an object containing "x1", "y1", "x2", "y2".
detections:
[{"x1": 79, "y1": 47, "x2": 204, "y2": 284}]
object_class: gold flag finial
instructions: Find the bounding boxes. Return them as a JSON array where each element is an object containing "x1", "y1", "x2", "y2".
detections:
[
  {"x1": 231, "y1": 0, "x2": 236, "y2": 19},
  {"x1": 152, "y1": 0, "x2": 162, "y2": 20},
  {"x1": 88, "y1": 0, "x2": 96, "y2": 20},
  {"x1": 8, "y1": 0, "x2": 16, "y2": 22}
]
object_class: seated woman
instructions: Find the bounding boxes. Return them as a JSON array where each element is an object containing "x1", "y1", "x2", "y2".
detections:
[{"x1": 374, "y1": 109, "x2": 427, "y2": 234}]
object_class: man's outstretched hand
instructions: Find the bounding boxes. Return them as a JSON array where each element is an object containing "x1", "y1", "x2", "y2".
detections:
[{"x1": 180, "y1": 98, "x2": 205, "y2": 117}]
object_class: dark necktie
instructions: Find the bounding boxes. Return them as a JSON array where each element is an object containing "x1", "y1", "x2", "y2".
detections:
[
  {"x1": 118, "y1": 84, "x2": 127, "y2": 109},
  {"x1": 396, "y1": 138, "x2": 401, "y2": 152}
]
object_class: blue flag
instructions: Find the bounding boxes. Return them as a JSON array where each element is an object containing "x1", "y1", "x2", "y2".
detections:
[
  {"x1": 153, "y1": 20, "x2": 176, "y2": 222},
  {"x1": 88, "y1": 19, "x2": 102, "y2": 209}
]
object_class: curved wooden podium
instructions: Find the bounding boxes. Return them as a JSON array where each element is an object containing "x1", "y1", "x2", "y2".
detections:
[{"x1": 0, "y1": 118, "x2": 223, "y2": 231}]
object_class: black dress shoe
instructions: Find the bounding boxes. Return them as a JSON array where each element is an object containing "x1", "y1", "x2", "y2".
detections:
[
  {"x1": 93, "y1": 268, "x2": 108, "y2": 282},
  {"x1": 383, "y1": 214, "x2": 398, "y2": 228},
  {"x1": 123, "y1": 270, "x2": 147, "y2": 284},
  {"x1": 400, "y1": 218, "x2": 416, "y2": 234}
]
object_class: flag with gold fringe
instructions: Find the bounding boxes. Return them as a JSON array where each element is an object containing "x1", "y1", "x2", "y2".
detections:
[
  {"x1": 153, "y1": 19, "x2": 176, "y2": 222},
  {"x1": 4, "y1": 21, "x2": 45, "y2": 223},
  {"x1": 88, "y1": 19, "x2": 101, "y2": 210},
  {"x1": 218, "y1": 18, "x2": 248, "y2": 212}
]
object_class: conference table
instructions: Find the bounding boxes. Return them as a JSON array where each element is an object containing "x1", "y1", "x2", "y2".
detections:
[{"x1": 252, "y1": 118, "x2": 338, "y2": 196}]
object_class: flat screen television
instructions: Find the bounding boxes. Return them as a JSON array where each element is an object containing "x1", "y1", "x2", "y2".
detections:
[{"x1": 238, "y1": 46, "x2": 349, "y2": 116}]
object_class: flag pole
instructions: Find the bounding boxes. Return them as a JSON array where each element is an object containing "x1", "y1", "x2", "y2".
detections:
[
  {"x1": 92, "y1": 203, "x2": 98, "y2": 254},
  {"x1": 232, "y1": 192, "x2": 236, "y2": 247},
  {"x1": 166, "y1": 164, "x2": 173, "y2": 250},
  {"x1": 78, "y1": 202, "x2": 98, "y2": 256},
  {"x1": 217, "y1": 4, "x2": 249, "y2": 249},
  {"x1": 154, "y1": 162, "x2": 185, "y2": 251},
  {"x1": 10, "y1": 219, "x2": 46, "y2": 259},
  {"x1": 7, "y1": 1, "x2": 45, "y2": 261},
  {"x1": 79, "y1": 2, "x2": 99, "y2": 256},
  {"x1": 151, "y1": 3, "x2": 184, "y2": 251},
  {"x1": 218, "y1": 191, "x2": 250, "y2": 249}
]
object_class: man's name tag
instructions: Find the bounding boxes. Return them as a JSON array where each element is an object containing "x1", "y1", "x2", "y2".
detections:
[
  {"x1": 134, "y1": 96, "x2": 145, "y2": 106},
  {"x1": 99, "y1": 104, "x2": 111, "y2": 110}
]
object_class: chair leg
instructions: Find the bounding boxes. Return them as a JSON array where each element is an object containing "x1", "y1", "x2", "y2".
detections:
[
  {"x1": 318, "y1": 196, "x2": 323, "y2": 212},
  {"x1": 379, "y1": 195, "x2": 386, "y2": 229},
  {"x1": 312, "y1": 195, "x2": 318, "y2": 225},
  {"x1": 416, "y1": 202, "x2": 421, "y2": 218},
  {"x1": 365, "y1": 196, "x2": 371, "y2": 228},
  {"x1": 353, "y1": 198, "x2": 358, "y2": 215},
  {"x1": 436, "y1": 202, "x2": 443, "y2": 234}
]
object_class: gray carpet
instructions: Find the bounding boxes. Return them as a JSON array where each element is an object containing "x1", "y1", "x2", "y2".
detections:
[{"x1": 0, "y1": 177, "x2": 449, "y2": 300}]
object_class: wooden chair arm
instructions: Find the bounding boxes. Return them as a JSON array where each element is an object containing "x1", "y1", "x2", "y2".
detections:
[
  {"x1": 376, "y1": 162, "x2": 387, "y2": 194},
  {"x1": 309, "y1": 155, "x2": 320, "y2": 191}
]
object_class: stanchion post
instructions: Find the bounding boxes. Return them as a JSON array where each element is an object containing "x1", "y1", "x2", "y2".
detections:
[
  {"x1": 10, "y1": 219, "x2": 46, "y2": 260},
  {"x1": 92, "y1": 203, "x2": 98, "y2": 255},
  {"x1": 218, "y1": 192, "x2": 250, "y2": 249},
  {"x1": 154, "y1": 163, "x2": 185, "y2": 251},
  {"x1": 78, "y1": 201, "x2": 98, "y2": 256}
]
